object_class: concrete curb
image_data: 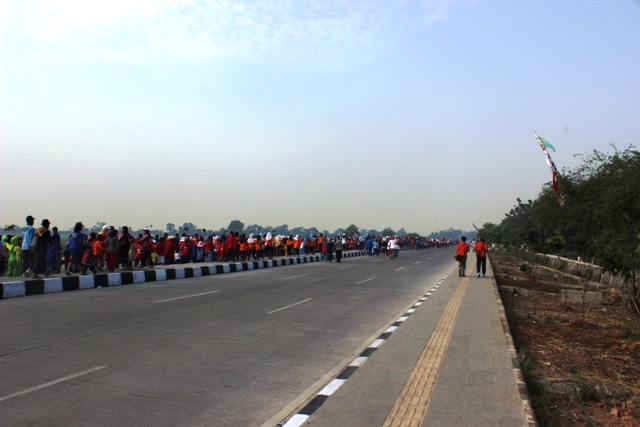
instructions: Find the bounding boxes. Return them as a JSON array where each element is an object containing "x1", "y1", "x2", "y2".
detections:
[
  {"x1": 489, "y1": 257, "x2": 538, "y2": 427},
  {"x1": 276, "y1": 267, "x2": 456, "y2": 427},
  {"x1": 1, "y1": 251, "x2": 366, "y2": 300}
]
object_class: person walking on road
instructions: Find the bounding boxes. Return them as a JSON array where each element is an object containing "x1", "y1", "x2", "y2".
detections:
[
  {"x1": 475, "y1": 237, "x2": 488, "y2": 277},
  {"x1": 454, "y1": 236, "x2": 470, "y2": 277}
]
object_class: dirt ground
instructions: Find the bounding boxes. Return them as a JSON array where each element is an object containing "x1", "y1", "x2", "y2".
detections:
[{"x1": 491, "y1": 251, "x2": 640, "y2": 427}]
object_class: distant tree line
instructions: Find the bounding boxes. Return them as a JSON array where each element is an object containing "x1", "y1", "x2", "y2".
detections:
[{"x1": 478, "y1": 144, "x2": 640, "y2": 305}]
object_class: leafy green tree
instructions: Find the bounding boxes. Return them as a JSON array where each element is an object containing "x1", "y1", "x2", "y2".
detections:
[
  {"x1": 545, "y1": 235, "x2": 565, "y2": 254},
  {"x1": 490, "y1": 144, "x2": 640, "y2": 307},
  {"x1": 3, "y1": 224, "x2": 18, "y2": 232},
  {"x1": 227, "y1": 220, "x2": 245, "y2": 233},
  {"x1": 344, "y1": 224, "x2": 360, "y2": 237},
  {"x1": 382, "y1": 227, "x2": 396, "y2": 237},
  {"x1": 477, "y1": 223, "x2": 503, "y2": 244}
]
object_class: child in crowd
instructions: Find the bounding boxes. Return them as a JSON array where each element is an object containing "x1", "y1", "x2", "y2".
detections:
[
  {"x1": 94, "y1": 234, "x2": 106, "y2": 271},
  {"x1": 6, "y1": 236, "x2": 22, "y2": 277}
]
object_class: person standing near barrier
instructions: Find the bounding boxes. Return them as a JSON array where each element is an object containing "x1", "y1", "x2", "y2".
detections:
[
  {"x1": 117, "y1": 226, "x2": 134, "y2": 269},
  {"x1": 454, "y1": 236, "x2": 470, "y2": 277},
  {"x1": 475, "y1": 237, "x2": 488, "y2": 277},
  {"x1": 32, "y1": 219, "x2": 52, "y2": 278},
  {"x1": 334, "y1": 236, "x2": 343, "y2": 263},
  {"x1": 21, "y1": 215, "x2": 36, "y2": 277},
  {"x1": 66, "y1": 222, "x2": 86, "y2": 275}
]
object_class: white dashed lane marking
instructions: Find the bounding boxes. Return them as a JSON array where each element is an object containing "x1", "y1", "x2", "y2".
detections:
[
  {"x1": 0, "y1": 366, "x2": 106, "y2": 402},
  {"x1": 153, "y1": 290, "x2": 220, "y2": 303},
  {"x1": 282, "y1": 273, "x2": 311, "y2": 280},
  {"x1": 267, "y1": 298, "x2": 313, "y2": 314},
  {"x1": 356, "y1": 277, "x2": 376, "y2": 284}
]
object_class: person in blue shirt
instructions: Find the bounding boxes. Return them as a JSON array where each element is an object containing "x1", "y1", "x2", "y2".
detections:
[{"x1": 21, "y1": 215, "x2": 36, "y2": 277}]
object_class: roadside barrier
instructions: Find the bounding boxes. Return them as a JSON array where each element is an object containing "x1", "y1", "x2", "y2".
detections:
[{"x1": 1, "y1": 251, "x2": 366, "y2": 300}]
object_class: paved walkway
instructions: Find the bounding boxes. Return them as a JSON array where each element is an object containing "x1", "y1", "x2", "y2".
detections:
[{"x1": 280, "y1": 260, "x2": 535, "y2": 427}]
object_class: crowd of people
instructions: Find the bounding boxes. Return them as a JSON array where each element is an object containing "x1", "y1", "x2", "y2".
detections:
[{"x1": 1, "y1": 216, "x2": 458, "y2": 278}]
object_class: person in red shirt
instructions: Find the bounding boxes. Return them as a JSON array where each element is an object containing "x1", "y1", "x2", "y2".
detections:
[
  {"x1": 474, "y1": 237, "x2": 488, "y2": 277},
  {"x1": 454, "y1": 236, "x2": 471, "y2": 277},
  {"x1": 179, "y1": 237, "x2": 191, "y2": 264}
]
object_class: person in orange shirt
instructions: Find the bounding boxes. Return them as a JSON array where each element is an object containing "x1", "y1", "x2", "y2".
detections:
[
  {"x1": 453, "y1": 236, "x2": 471, "y2": 277},
  {"x1": 474, "y1": 237, "x2": 488, "y2": 277},
  {"x1": 317, "y1": 233, "x2": 325, "y2": 254},
  {"x1": 239, "y1": 234, "x2": 248, "y2": 261},
  {"x1": 285, "y1": 236, "x2": 294, "y2": 257},
  {"x1": 93, "y1": 234, "x2": 106, "y2": 271}
]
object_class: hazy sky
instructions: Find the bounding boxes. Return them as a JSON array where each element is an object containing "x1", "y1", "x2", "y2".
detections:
[{"x1": 2, "y1": 1, "x2": 639, "y2": 234}]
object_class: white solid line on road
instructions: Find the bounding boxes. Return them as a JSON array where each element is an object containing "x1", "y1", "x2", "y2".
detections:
[
  {"x1": 372, "y1": 259, "x2": 381, "y2": 263},
  {"x1": 414, "y1": 261, "x2": 421, "y2": 264},
  {"x1": 154, "y1": 290, "x2": 220, "y2": 303},
  {"x1": 339, "y1": 264, "x2": 355, "y2": 269},
  {"x1": 0, "y1": 366, "x2": 106, "y2": 402},
  {"x1": 356, "y1": 277, "x2": 376, "y2": 284},
  {"x1": 395, "y1": 267, "x2": 405, "y2": 271},
  {"x1": 282, "y1": 273, "x2": 311, "y2": 280},
  {"x1": 267, "y1": 298, "x2": 313, "y2": 314}
]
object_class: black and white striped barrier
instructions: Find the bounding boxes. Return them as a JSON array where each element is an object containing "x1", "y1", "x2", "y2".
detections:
[{"x1": 0, "y1": 251, "x2": 366, "y2": 300}]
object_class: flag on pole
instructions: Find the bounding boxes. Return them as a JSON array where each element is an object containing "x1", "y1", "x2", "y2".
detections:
[{"x1": 532, "y1": 129, "x2": 566, "y2": 206}]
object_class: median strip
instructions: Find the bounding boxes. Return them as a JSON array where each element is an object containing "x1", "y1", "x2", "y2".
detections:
[{"x1": 0, "y1": 251, "x2": 367, "y2": 300}]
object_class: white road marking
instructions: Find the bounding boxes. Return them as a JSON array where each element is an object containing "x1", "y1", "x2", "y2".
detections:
[
  {"x1": 414, "y1": 261, "x2": 421, "y2": 264},
  {"x1": 428, "y1": 257, "x2": 432, "y2": 260},
  {"x1": 154, "y1": 290, "x2": 220, "y2": 303},
  {"x1": 356, "y1": 277, "x2": 376, "y2": 284},
  {"x1": 397, "y1": 316, "x2": 409, "y2": 322},
  {"x1": 267, "y1": 298, "x2": 313, "y2": 314},
  {"x1": 369, "y1": 339, "x2": 385, "y2": 348},
  {"x1": 395, "y1": 267, "x2": 404, "y2": 271},
  {"x1": 385, "y1": 326, "x2": 398, "y2": 333},
  {"x1": 0, "y1": 366, "x2": 106, "y2": 402},
  {"x1": 372, "y1": 259, "x2": 381, "y2": 263},
  {"x1": 407, "y1": 308, "x2": 416, "y2": 313},
  {"x1": 339, "y1": 264, "x2": 355, "y2": 269},
  {"x1": 283, "y1": 414, "x2": 310, "y2": 427},
  {"x1": 349, "y1": 357, "x2": 368, "y2": 367},
  {"x1": 318, "y1": 379, "x2": 346, "y2": 396},
  {"x1": 282, "y1": 273, "x2": 311, "y2": 280}
]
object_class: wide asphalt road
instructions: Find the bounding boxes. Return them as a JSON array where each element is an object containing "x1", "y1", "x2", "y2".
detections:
[{"x1": 1, "y1": 249, "x2": 454, "y2": 426}]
